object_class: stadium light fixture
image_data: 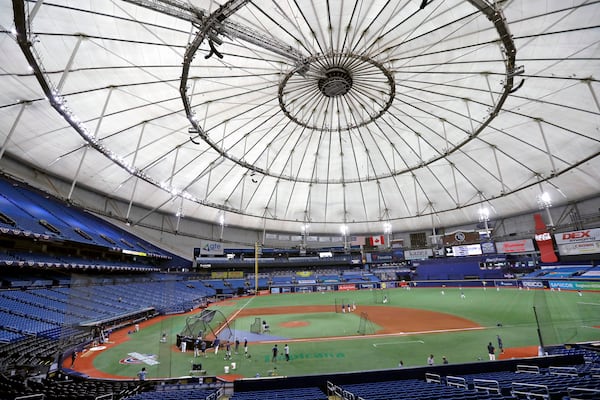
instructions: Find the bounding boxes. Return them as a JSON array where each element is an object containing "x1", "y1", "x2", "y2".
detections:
[
  {"x1": 537, "y1": 191, "x2": 552, "y2": 208},
  {"x1": 536, "y1": 189, "x2": 554, "y2": 227}
]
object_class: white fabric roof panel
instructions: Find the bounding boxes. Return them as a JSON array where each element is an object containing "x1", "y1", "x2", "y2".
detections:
[{"x1": 0, "y1": 0, "x2": 598, "y2": 235}]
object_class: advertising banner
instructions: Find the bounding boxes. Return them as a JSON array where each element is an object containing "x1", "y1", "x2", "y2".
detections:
[
  {"x1": 549, "y1": 281, "x2": 600, "y2": 290},
  {"x1": 359, "y1": 283, "x2": 377, "y2": 289},
  {"x1": 496, "y1": 239, "x2": 535, "y2": 253},
  {"x1": 297, "y1": 279, "x2": 317, "y2": 285},
  {"x1": 404, "y1": 248, "x2": 433, "y2": 260},
  {"x1": 442, "y1": 231, "x2": 480, "y2": 245},
  {"x1": 481, "y1": 242, "x2": 496, "y2": 254},
  {"x1": 199, "y1": 240, "x2": 224, "y2": 255},
  {"x1": 316, "y1": 285, "x2": 334, "y2": 292},
  {"x1": 555, "y1": 228, "x2": 600, "y2": 255},
  {"x1": 446, "y1": 244, "x2": 482, "y2": 257},
  {"x1": 366, "y1": 251, "x2": 404, "y2": 263},
  {"x1": 558, "y1": 242, "x2": 600, "y2": 256},
  {"x1": 521, "y1": 280, "x2": 545, "y2": 288},
  {"x1": 555, "y1": 228, "x2": 600, "y2": 244},
  {"x1": 338, "y1": 284, "x2": 357, "y2": 291},
  {"x1": 494, "y1": 280, "x2": 517, "y2": 287}
]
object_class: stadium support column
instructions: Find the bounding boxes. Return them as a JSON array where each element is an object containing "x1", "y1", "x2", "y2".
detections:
[{"x1": 254, "y1": 241, "x2": 259, "y2": 295}]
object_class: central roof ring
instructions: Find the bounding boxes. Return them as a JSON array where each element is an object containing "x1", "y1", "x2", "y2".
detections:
[
  {"x1": 278, "y1": 53, "x2": 396, "y2": 132},
  {"x1": 318, "y1": 67, "x2": 353, "y2": 97}
]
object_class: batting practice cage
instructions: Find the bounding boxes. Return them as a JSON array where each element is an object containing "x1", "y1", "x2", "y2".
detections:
[
  {"x1": 179, "y1": 309, "x2": 234, "y2": 344},
  {"x1": 250, "y1": 317, "x2": 262, "y2": 334},
  {"x1": 357, "y1": 312, "x2": 376, "y2": 335}
]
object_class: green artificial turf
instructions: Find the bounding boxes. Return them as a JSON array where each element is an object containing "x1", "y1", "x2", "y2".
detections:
[{"x1": 92, "y1": 287, "x2": 600, "y2": 379}]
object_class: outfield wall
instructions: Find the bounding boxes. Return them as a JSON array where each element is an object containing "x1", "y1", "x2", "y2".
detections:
[
  {"x1": 265, "y1": 278, "x2": 600, "y2": 294},
  {"x1": 268, "y1": 278, "x2": 600, "y2": 294}
]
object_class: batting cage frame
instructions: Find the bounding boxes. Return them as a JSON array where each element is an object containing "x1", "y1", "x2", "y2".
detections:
[
  {"x1": 357, "y1": 312, "x2": 376, "y2": 335},
  {"x1": 179, "y1": 309, "x2": 234, "y2": 343},
  {"x1": 250, "y1": 317, "x2": 262, "y2": 334}
]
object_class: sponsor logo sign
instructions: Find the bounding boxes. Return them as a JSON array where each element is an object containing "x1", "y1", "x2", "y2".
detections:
[
  {"x1": 372, "y1": 254, "x2": 393, "y2": 261},
  {"x1": 555, "y1": 228, "x2": 600, "y2": 244},
  {"x1": 535, "y1": 232, "x2": 552, "y2": 241},
  {"x1": 200, "y1": 240, "x2": 223, "y2": 255},
  {"x1": 496, "y1": 281, "x2": 516, "y2": 287},
  {"x1": 404, "y1": 248, "x2": 433, "y2": 260},
  {"x1": 120, "y1": 352, "x2": 159, "y2": 365},
  {"x1": 338, "y1": 284, "x2": 357, "y2": 291},
  {"x1": 558, "y1": 242, "x2": 600, "y2": 256},
  {"x1": 316, "y1": 285, "x2": 333, "y2": 292},
  {"x1": 481, "y1": 242, "x2": 496, "y2": 254},
  {"x1": 549, "y1": 281, "x2": 600, "y2": 290},
  {"x1": 451, "y1": 244, "x2": 482, "y2": 257},
  {"x1": 359, "y1": 283, "x2": 376, "y2": 289},
  {"x1": 496, "y1": 239, "x2": 535, "y2": 253},
  {"x1": 522, "y1": 280, "x2": 545, "y2": 288}
]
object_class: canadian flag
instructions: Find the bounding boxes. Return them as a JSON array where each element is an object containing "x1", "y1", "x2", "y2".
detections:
[{"x1": 369, "y1": 235, "x2": 385, "y2": 246}]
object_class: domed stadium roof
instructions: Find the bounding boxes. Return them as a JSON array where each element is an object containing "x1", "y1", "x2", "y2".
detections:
[{"x1": 0, "y1": 0, "x2": 598, "y2": 235}]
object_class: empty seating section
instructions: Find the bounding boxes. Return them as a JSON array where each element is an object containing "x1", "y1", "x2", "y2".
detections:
[
  {"x1": 203, "y1": 279, "x2": 238, "y2": 295},
  {"x1": 463, "y1": 369, "x2": 599, "y2": 398},
  {"x1": 254, "y1": 277, "x2": 270, "y2": 287},
  {"x1": 580, "y1": 266, "x2": 600, "y2": 278},
  {"x1": 199, "y1": 271, "x2": 377, "y2": 293},
  {"x1": 0, "y1": 177, "x2": 167, "y2": 256},
  {"x1": 0, "y1": 280, "x2": 214, "y2": 344},
  {"x1": 0, "y1": 190, "x2": 46, "y2": 233},
  {"x1": 229, "y1": 386, "x2": 328, "y2": 400},
  {"x1": 547, "y1": 347, "x2": 600, "y2": 364},
  {"x1": 521, "y1": 266, "x2": 595, "y2": 279},
  {"x1": 0, "y1": 328, "x2": 23, "y2": 343},
  {"x1": 126, "y1": 386, "x2": 221, "y2": 400},
  {"x1": 327, "y1": 360, "x2": 600, "y2": 400},
  {"x1": 0, "y1": 373, "x2": 141, "y2": 400},
  {"x1": 0, "y1": 294, "x2": 71, "y2": 325},
  {"x1": 342, "y1": 271, "x2": 378, "y2": 282},
  {"x1": 271, "y1": 275, "x2": 293, "y2": 285},
  {"x1": 318, "y1": 274, "x2": 340, "y2": 283},
  {"x1": 336, "y1": 378, "x2": 508, "y2": 400},
  {"x1": 0, "y1": 310, "x2": 59, "y2": 335}
]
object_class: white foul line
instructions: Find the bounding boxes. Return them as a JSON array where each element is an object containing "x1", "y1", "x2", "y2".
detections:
[
  {"x1": 373, "y1": 340, "x2": 425, "y2": 347},
  {"x1": 214, "y1": 296, "x2": 255, "y2": 337}
]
